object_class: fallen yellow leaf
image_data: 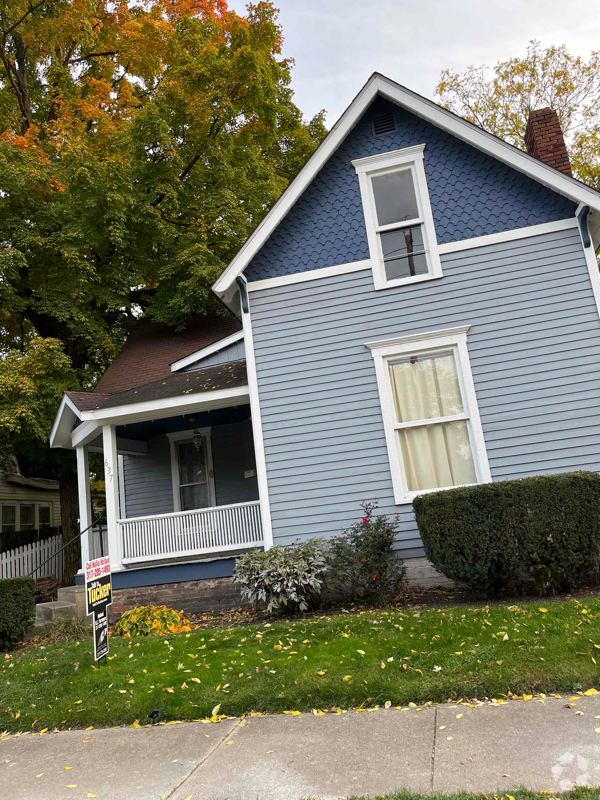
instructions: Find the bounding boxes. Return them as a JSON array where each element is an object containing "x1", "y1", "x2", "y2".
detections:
[{"x1": 343, "y1": 675, "x2": 352, "y2": 682}]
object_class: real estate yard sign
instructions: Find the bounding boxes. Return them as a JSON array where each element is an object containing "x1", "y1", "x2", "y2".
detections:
[{"x1": 85, "y1": 556, "x2": 112, "y2": 661}]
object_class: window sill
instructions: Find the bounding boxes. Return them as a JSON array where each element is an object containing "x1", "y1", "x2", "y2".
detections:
[
  {"x1": 373, "y1": 271, "x2": 443, "y2": 291},
  {"x1": 393, "y1": 480, "x2": 490, "y2": 505}
]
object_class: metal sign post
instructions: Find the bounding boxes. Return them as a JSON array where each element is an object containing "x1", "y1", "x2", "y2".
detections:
[{"x1": 85, "y1": 556, "x2": 112, "y2": 663}]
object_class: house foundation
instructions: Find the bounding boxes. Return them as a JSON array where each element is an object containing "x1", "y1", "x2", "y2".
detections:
[{"x1": 109, "y1": 576, "x2": 243, "y2": 621}]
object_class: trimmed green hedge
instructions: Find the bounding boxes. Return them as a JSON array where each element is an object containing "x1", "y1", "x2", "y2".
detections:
[
  {"x1": 413, "y1": 471, "x2": 600, "y2": 596},
  {"x1": 0, "y1": 577, "x2": 35, "y2": 650}
]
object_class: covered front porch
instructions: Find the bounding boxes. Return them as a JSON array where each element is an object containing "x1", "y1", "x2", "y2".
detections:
[{"x1": 51, "y1": 361, "x2": 267, "y2": 575}]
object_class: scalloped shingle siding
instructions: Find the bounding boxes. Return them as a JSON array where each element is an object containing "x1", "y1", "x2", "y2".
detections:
[{"x1": 244, "y1": 97, "x2": 576, "y2": 282}]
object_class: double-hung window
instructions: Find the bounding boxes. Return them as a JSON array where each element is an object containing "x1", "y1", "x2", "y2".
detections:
[
  {"x1": 367, "y1": 326, "x2": 491, "y2": 503},
  {"x1": 353, "y1": 145, "x2": 441, "y2": 290}
]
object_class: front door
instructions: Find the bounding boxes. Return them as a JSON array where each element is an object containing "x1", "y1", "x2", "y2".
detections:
[{"x1": 176, "y1": 438, "x2": 213, "y2": 511}]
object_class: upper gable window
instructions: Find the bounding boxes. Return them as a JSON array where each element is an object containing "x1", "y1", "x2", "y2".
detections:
[{"x1": 353, "y1": 144, "x2": 442, "y2": 290}]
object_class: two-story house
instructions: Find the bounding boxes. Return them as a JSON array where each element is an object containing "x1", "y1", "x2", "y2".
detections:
[{"x1": 50, "y1": 74, "x2": 600, "y2": 615}]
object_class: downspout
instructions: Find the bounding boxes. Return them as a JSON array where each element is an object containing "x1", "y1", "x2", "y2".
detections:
[
  {"x1": 578, "y1": 205, "x2": 591, "y2": 248},
  {"x1": 236, "y1": 276, "x2": 249, "y2": 314}
]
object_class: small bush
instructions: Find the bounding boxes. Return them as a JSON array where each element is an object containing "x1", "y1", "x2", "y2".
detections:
[
  {"x1": 413, "y1": 471, "x2": 600, "y2": 597},
  {"x1": 329, "y1": 502, "x2": 406, "y2": 603},
  {"x1": 41, "y1": 616, "x2": 92, "y2": 644},
  {"x1": 0, "y1": 577, "x2": 35, "y2": 650},
  {"x1": 234, "y1": 538, "x2": 329, "y2": 614},
  {"x1": 112, "y1": 605, "x2": 192, "y2": 637}
]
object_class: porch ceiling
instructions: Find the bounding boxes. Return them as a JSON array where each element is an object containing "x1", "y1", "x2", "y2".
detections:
[{"x1": 114, "y1": 404, "x2": 252, "y2": 442}]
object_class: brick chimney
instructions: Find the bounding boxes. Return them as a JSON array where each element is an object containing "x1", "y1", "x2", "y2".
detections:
[{"x1": 524, "y1": 107, "x2": 572, "y2": 176}]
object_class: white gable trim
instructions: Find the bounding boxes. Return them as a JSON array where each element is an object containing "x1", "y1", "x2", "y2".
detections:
[
  {"x1": 49, "y1": 394, "x2": 82, "y2": 449},
  {"x1": 213, "y1": 72, "x2": 600, "y2": 296},
  {"x1": 170, "y1": 330, "x2": 244, "y2": 372}
]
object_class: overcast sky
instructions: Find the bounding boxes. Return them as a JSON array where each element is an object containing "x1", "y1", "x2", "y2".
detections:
[{"x1": 232, "y1": 0, "x2": 600, "y2": 125}]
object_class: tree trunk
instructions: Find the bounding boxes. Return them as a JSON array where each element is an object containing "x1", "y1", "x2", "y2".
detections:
[{"x1": 59, "y1": 458, "x2": 81, "y2": 586}]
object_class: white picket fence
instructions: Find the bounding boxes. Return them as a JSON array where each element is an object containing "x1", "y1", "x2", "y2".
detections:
[{"x1": 0, "y1": 533, "x2": 64, "y2": 581}]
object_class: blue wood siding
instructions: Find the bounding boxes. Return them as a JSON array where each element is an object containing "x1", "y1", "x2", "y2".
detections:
[
  {"x1": 244, "y1": 96, "x2": 576, "y2": 282},
  {"x1": 212, "y1": 420, "x2": 259, "y2": 506},
  {"x1": 123, "y1": 435, "x2": 174, "y2": 519},
  {"x1": 185, "y1": 339, "x2": 245, "y2": 370},
  {"x1": 122, "y1": 420, "x2": 258, "y2": 518},
  {"x1": 249, "y1": 227, "x2": 600, "y2": 556}
]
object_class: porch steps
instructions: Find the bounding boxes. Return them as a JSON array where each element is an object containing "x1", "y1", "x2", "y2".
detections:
[{"x1": 34, "y1": 585, "x2": 87, "y2": 626}]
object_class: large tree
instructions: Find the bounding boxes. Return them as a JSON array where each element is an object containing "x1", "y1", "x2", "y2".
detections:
[
  {"x1": 436, "y1": 41, "x2": 600, "y2": 189},
  {"x1": 0, "y1": 0, "x2": 326, "y2": 582}
]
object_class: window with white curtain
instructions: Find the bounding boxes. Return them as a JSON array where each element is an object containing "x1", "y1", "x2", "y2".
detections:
[
  {"x1": 367, "y1": 325, "x2": 491, "y2": 503},
  {"x1": 353, "y1": 145, "x2": 442, "y2": 290}
]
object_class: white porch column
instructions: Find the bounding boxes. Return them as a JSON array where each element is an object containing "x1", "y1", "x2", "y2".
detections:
[
  {"x1": 102, "y1": 424, "x2": 122, "y2": 568},
  {"x1": 76, "y1": 445, "x2": 92, "y2": 569}
]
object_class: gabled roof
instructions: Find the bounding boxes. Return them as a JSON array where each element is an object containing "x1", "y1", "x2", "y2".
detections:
[
  {"x1": 213, "y1": 72, "x2": 600, "y2": 298},
  {"x1": 96, "y1": 310, "x2": 242, "y2": 394}
]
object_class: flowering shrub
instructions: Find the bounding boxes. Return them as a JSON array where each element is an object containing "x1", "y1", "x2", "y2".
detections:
[
  {"x1": 234, "y1": 539, "x2": 330, "y2": 614},
  {"x1": 112, "y1": 605, "x2": 192, "y2": 637},
  {"x1": 328, "y1": 502, "x2": 406, "y2": 603}
]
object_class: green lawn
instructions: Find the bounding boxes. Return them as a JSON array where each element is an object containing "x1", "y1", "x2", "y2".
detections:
[{"x1": 2, "y1": 597, "x2": 600, "y2": 733}]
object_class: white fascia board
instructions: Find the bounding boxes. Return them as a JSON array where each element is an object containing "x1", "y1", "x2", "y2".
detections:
[
  {"x1": 88, "y1": 437, "x2": 148, "y2": 456},
  {"x1": 170, "y1": 330, "x2": 244, "y2": 372},
  {"x1": 212, "y1": 72, "x2": 600, "y2": 296},
  {"x1": 70, "y1": 420, "x2": 101, "y2": 448},
  {"x1": 49, "y1": 395, "x2": 82, "y2": 449},
  {"x1": 79, "y1": 385, "x2": 250, "y2": 426}
]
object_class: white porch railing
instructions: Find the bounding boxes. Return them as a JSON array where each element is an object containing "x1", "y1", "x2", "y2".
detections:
[{"x1": 118, "y1": 500, "x2": 263, "y2": 565}]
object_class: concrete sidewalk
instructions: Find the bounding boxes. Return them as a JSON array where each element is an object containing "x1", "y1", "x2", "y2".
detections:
[{"x1": 2, "y1": 696, "x2": 600, "y2": 800}]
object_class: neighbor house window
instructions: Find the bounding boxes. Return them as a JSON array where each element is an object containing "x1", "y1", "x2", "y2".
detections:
[
  {"x1": 38, "y1": 505, "x2": 51, "y2": 528},
  {"x1": 353, "y1": 144, "x2": 441, "y2": 290},
  {"x1": 19, "y1": 504, "x2": 35, "y2": 531},
  {"x1": 366, "y1": 325, "x2": 491, "y2": 503},
  {"x1": 1, "y1": 505, "x2": 16, "y2": 533}
]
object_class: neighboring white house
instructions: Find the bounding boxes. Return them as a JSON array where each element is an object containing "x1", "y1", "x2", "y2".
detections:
[{"x1": 0, "y1": 458, "x2": 60, "y2": 534}]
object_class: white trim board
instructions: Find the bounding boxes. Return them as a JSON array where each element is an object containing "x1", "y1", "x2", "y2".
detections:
[
  {"x1": 247, "y1": 260, "x2": 371, "y2": 292},
  {"x1": 213, "y1": 72, "x2": 600, "y2": 297},
  {"x1": 79, "y1": 385, "x2": 250, "y2": 426},
  {"x1": 240, "y1": 287, "x2": 274, "y2": 549},
  {"x1": 170, "y1": 330, "x2": 244, "y2": 372},
  {"x1": 245, "y1": 219, "x2": 581, "y2": 293},
  {"x1": 438, "y1": 218, "x2": 578, "y2": 254}
]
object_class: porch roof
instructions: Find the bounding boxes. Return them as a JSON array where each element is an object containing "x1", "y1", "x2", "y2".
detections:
[
  {"x1": 67, "y1": 360, "x2": 247, "y2": 413},
  {"x1": 51, "y1": 360, "x2": 249, "y2": 449}
]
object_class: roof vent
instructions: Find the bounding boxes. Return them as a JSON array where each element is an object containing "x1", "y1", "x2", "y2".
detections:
[{"x1": 372, "y1": 112, "x2": 397, "y2": 137}]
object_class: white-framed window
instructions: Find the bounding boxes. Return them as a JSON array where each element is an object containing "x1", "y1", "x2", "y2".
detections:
[
  {"x1": 366, "y1": 325, "x2": 491, "y2": 504},
  {"x1": 352, "y1": 144, "x2": 442, "y2": 290},
  {"x1": 167, "y1": 429, "x2": 216, "y2": 512},
  {"x1": 1, "y1": 504, "x2": 16, "y2": 533},
  {"x1": 0, "y1": 502, "x2": 54, "y2": 532}
]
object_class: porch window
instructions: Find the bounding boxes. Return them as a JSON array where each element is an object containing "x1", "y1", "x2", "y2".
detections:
[
  {"x1": 366, "y1": 325, "x2": 491, "y2": 503},
  {"x1": 177, "y1": 441, "x2": 210, "y2": 511},
  {"x1": 353, "y1": 145, "x2": 442, "y2": 290}
]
